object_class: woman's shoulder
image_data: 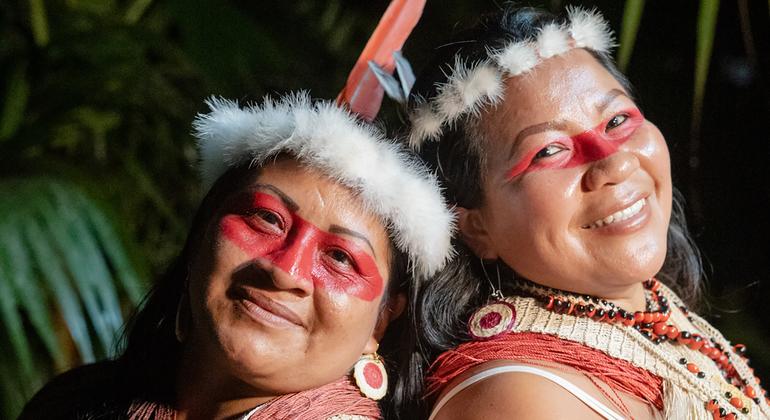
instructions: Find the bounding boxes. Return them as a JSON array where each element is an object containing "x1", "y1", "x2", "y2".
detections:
[
  {"x1": 429, "y1": 359, "x2": 658, "y2": 420},
  {"x1": 19, "y1": 360, "x2": 127, "y2": 420}
]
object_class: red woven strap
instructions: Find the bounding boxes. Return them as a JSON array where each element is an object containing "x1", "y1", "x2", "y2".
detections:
[{"x1": 426, "y1": 332, "x2": 663, "y2": 410}]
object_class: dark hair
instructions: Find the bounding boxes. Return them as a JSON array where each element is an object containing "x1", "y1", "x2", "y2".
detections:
[
  {"x1": 389, "y1": 6, "x2": 704, "y2": 418},
  {"x1": 115, "y1": 160, "x2": 410, "y2": 415}
]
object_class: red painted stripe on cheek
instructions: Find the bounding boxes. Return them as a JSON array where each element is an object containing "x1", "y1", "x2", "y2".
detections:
[{"x1": 219, "y1": 193, "x2": 384, "y2": 301}]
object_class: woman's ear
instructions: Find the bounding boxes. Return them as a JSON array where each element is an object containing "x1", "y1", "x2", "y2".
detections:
[
  {"x1": 457, "y1": 207, "x2": 498, "y2": 260},
  {"x1": 363, "y1": 292, "x2": 406, "y2": 354}
]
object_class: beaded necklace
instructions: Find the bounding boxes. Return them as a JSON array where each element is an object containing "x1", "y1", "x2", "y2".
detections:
[{"x1": 506, "y1": 278, "x2": 768, "y2": 419}]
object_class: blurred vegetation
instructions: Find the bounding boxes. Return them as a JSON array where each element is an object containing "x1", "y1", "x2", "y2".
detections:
[{"x1": 1, "y1": 0, "x2": 768, "y2": 418}]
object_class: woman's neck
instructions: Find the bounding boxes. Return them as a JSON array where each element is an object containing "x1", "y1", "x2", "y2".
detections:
[
  {"x1": 601, "y1": 281, "x2": 647, "y2": 313},
  {"x1": 174, "y1": 340, "x2": 274, "y2": 420}
]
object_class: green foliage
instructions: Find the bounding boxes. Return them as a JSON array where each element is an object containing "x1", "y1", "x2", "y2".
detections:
[
  {"x1": 0, "y1": 178, "x2": 143, "y2": 418},
  {"x1": 616, "y1": 0, "x2": 720, "y2": 136},
  {"x1": 692, "y1": 0, "x2": 720, "y2": 135},
  {"x1": 0, "y1": 0, "x2": 382, "y2": 416},
  {"x1": 617, "y1": 0, "x2": 645, "y2": 72}
]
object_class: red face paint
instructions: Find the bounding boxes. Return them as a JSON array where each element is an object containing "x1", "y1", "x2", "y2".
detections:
[
  {"x1": 219, "y1": 191, "x2": 384, "y2": 301},
  {"x1": 505, "y1": 108, "x2": 644, "y2": 180}
]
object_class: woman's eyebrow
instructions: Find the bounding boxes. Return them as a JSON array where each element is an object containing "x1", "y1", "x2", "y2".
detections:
[
  {"x1": 252, "y1": 184, "x2": 300, "y2": 212},
  {"x1": 595, "y1": 88, "x2": 626, "y2": 112},
  {"x1": 329, "y1": 224, "x2": 376, "y2": 259},
  {"x1": 509, "y1": 120, "x2": 569, "y2": 161},
  {"x1": 507, "y1": 89, "x2": 629, "y2": 162}
]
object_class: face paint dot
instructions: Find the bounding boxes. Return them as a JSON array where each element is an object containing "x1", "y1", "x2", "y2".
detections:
[{"x1": 364, "y1": 362, "x2": 384, "y2": 388}]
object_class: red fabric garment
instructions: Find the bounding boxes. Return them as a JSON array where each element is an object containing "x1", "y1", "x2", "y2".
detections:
[{"x1": 426, "y1": 332, "x2": 663, "y2": 411}]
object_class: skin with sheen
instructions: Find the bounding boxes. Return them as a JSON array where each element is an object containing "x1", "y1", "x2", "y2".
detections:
[
  {"x1": 460, "y1": 49, "x2": 672, "y2": 313},
  {"x1": 176, "y1": 158, "x2": 397, "y2": 419},
  {"x1": 439, "y1": 49, "x2": 673, "y2": 420}
]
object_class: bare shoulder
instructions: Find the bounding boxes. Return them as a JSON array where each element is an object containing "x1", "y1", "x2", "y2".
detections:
[{"x1": 431, "y1": 361, "x2": 613, "y2": 420}]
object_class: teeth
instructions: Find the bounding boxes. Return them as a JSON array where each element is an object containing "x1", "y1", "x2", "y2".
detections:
[{"x1": 586, "y1": 198, "x2": 646, "y2": 229}]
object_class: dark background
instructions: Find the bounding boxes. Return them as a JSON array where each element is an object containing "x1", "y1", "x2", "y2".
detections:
[{"x1": 1, "y1": 0, "x2": 768, "y2": 416}]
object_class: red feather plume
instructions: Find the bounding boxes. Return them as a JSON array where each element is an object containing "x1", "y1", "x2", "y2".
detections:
[{"x1": 336, "y1": 0, "x2": 426, "y2": 121}]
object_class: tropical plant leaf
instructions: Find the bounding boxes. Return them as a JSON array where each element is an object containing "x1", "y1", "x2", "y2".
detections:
[
  {"x1": 28, "y1": 0, "x2": 49, "y2": 47},
  {"x1": 617, "y1": 0, "x2": 646, "y2": 72},
  {"x1": 124, "y1": 0, "x2": 153, "y2": 24},
  {"x1": 0, "y1": 63, "x2": 30, "y2": 142},
  {"x1": 36, "y1": 184, "x2": 123, "y2": 354},
  {"x1": 0, "y1": 226, "x2": 64, "y2": 370},
  {"x1": 692, "y1": 0, "x2": 720, "y2": 136},
  {"x1": 0, "y1": 177, "x2": 146, "y2": 411},
  {"x1": 0, "y1": 237, "x2": 37, "y2": 390}
]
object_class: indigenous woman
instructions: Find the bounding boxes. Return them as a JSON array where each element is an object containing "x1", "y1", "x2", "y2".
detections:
[
  {"x1": 19, "y1": 92, "x2": 452, "y2": 420},
  {"x1": 20, "y1": 2, "x2": 449, "y2": 418},
  {"x1": 399, "y1": 5, "x2": 770, "y2": 420}
]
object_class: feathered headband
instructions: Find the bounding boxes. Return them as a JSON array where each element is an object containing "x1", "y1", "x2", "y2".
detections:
[
  {"x1": 408, "y1": 6, "x2": 616, "y2": 148},
  {"x1": 193, "y1": 0, "x2": 454, "y2": 278}
]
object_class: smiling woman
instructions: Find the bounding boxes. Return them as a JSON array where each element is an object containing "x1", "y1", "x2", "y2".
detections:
[
  {"x1": 394, "y1": 5, "x2": 770, "y2": 420},
  {"x1": 17, "y1": 92, "x2": 454, "y2": 420}
]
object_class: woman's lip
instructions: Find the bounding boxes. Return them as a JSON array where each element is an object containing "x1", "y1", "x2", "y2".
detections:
[
  {"x1": 231, "y1": 285, "x2": 305, "y2": 328},
  {"x1": 581, "y1": 193, "x2": 649, "y2": 229},
  {"x1": 583, "y1": 197, "x2": 651, "y2": 234}
]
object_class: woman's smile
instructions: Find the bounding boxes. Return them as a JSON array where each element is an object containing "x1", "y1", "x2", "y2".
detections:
[
  {"x1": 581, "y1": 192, "x2": 653, "y2": 237},
  {"x1": 229, "y1": 282, "x2": 305, "y2": 329}
]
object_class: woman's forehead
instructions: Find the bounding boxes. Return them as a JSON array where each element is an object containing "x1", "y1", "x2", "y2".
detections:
[{"x1": 484, "y1": 50, "x2": 627, "y2": 138}]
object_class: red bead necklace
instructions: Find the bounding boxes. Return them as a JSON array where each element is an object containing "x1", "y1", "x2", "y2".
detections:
[{"x1": 510, "y1": 278, "x2": 768, "y2": 418}]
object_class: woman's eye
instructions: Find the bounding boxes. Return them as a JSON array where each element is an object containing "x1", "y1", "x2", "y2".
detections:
[
  {"x1": 254, "y1": 209, "x2": 283, "y2": 229},
  {"x1": 533, "y1": 144, "x2": 565, "y2": 160},
  {"x1": 606, "y1": 114, "x2": 628, "y2": 131},
  {"x1": 327, "y1": 248, "x2": 354, "y2": 267}
]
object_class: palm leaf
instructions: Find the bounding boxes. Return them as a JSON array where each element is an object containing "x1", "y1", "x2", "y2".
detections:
[
  {"x1": 0, "y1": 63, "x2": 30, "y2": 142},
  {"x1": 617, "y1": 0, "x2": 646, "y2": 72},
  {"x1": 692, "y1": 0, "x2": 720, "y2": 137},
  {"x1": 0, "y1": 177, "x2": 146, "y2": 417},
  {"x1": 28, "y1": 0, "x2": 50, "y2": 47}
]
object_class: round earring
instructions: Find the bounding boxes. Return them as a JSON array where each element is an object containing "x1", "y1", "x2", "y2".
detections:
[
  {"x1": 353, "y1": 353, "x2": 388, "y2": 400},
  {"x1": 467, "y1": 259, "x2": 516, "y2": 340}
]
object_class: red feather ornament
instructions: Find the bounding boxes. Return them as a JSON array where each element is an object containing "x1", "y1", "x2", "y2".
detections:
[{"x1": 336, "y1": 0, "x2": 426, "y2": 121}]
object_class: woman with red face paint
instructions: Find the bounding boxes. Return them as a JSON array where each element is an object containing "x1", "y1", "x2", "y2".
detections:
[
  {"x1": 19, "y1": 99, "x2": 452, "y2": 420},
  {"x1": 19, "y1": 1, "x2": 452, "y2": 419},
  {"x1": 391, "y1": 6, "x2": 770, "y2": 420}
]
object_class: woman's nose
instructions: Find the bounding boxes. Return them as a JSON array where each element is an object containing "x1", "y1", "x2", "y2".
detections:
[
  {"x1": 265, "y1": 234, "x2": 316, "y2": 296},
  {"x1": 583, "y1": 150, "x2": 640, "y2": 192}
]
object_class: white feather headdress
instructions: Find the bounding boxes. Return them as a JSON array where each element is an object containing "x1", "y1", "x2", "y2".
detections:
[
  {"x1": 193, "y1": 92, "x2": 455, "y2": 278},
  {"x1": 408, "y1": 6, "x2": 616, "y2": 148}
]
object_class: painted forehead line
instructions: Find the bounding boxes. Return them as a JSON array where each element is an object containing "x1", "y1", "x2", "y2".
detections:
[
  {"x1": 507, "y1": 88, "x2": 631, "y2": 159},
  {"x1": 329, "y1": 225, "x2": 377, "y2": 260}
]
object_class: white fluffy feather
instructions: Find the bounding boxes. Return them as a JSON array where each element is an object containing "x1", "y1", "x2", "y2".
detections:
[
  {"x1": 406, "y1": 7, "x2": 616, "y2": 151},
  {"x1": 459, "y1": 63, "x2": 504, "y2": 115},
  {"x1": 193, "y1": 92, "x2": 455, "y2": 278},
  {"x1": 493, "y1": 41, "x2": 538, "y2": 76},
  {"x1": 567, "y1": 6, "x2": 615, "y2": 52},
  {"x1": 537, "y1": 23, "x2": 570, "y2": 58},
  {"x1": 408, "y1": 102, "x2": 444, "y2": 149}
]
